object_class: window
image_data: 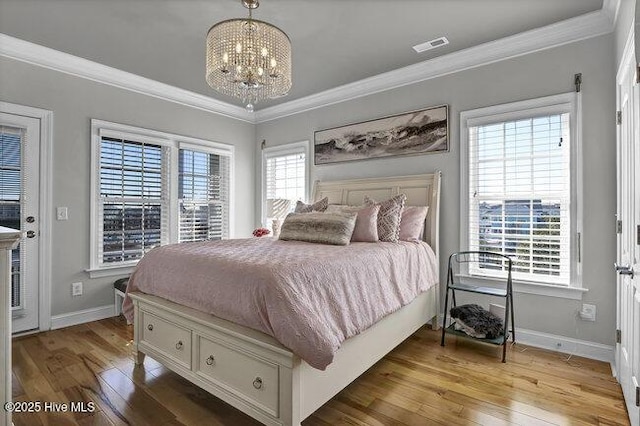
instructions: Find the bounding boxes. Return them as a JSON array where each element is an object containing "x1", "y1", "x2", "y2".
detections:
[
  {"x1": 262, "y1": 141, "x2": 308, "y2": 227},
  {"x1": 0, "y1": 127, "x2": 22, "y2": 308},
  {"x1": 90, "y1": 120, "x2": 233, "y2": 277},
  {"x1": 179, "y1": 148, "x2": 230, "y2": 242},
  {"x1": 100, "y1": 137, "x2": 166, "y2": 264},
  {"x1": 460, "y1": 93, "x2": 582, "y2": 291}
]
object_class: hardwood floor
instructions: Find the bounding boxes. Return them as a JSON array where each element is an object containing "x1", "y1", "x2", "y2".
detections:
[{"x1": 11, "y1": 316, "x2": 629, "y2": 425}]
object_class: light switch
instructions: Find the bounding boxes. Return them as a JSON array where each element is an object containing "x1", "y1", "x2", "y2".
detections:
[{"x1": 56, "y1": 207, "x2": 68, "y2": 221}]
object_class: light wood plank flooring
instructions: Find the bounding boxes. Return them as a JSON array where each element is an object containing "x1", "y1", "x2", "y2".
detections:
[{"x1": 11, "y1": 316, "x2": 629, "y2": 425}]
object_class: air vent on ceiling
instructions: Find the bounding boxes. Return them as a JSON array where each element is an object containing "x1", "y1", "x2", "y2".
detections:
[{"x1": 412, "y1": 36, "x2": 449, "y2": 53}]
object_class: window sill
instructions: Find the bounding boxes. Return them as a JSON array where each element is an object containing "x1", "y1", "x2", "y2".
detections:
[
  {"x1": 458, "y1": 275, "x2": 588, "y2": 300},
  {"x1": 86, "y1": 264, "x2": 136, "y2": 279}
]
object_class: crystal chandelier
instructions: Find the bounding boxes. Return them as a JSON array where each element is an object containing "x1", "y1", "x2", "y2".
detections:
[{"x1": 206, "y1": 0, "x2": 292, "y2": 112}]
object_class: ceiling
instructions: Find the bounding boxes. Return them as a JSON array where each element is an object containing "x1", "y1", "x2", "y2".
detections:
[{"x1": 0, "y1": 0, "x2": 604, "y2": 110}]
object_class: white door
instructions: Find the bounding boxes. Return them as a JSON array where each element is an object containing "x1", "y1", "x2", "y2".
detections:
[
  {"x1": 616, "y1": 42, "x2": 639, "y2": 426},
  {"x1": 0, "y1": 113, "x2": 40, "y2": 333}
]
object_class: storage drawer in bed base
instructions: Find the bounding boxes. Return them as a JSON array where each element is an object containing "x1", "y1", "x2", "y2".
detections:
[{"x1": 131, "y1": 294, "x2": 294, "y2": 426}]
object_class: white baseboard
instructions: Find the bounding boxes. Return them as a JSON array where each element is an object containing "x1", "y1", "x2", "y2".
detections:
[
  {"x1": 50, "y1": 304, "x2": 116, "y2": 330},
  {"x1": 440, "y1": 313, "x2": 614, "y2": 363},
  {"x1": 49, "y1": 306, "x2": 614, "y2": 363},
  {"x1": 516, "y1": 328, "x2": 614, "y2": 363}
]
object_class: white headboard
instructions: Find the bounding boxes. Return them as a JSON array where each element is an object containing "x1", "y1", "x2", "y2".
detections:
[{"x1": 312, "y1": 172, "x2": 442, "y2": 258}]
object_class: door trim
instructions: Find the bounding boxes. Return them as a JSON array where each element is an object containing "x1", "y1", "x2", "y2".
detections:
[
  {"x1": 613, "y1": 23, "x2": 637, "y2": 382},
  {"x1": 0, "y1": 101, "x2": 52, "y2": 331}
]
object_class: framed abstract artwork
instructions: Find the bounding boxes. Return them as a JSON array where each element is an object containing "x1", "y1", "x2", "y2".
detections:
[{"x1": 314, "y1": 105, "x2": 448, "y2": 165}]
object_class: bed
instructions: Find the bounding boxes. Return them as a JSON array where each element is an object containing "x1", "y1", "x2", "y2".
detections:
[{"x1": 125, "y1": 172, "x2": 441, "y2": 426}]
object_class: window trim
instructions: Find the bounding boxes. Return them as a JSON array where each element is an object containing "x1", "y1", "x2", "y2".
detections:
[
  {"x1": 88, "y1": 119, "x2": 234, "y2": 278},
  {"x1": 459, "y1": 93, "x2": 585, "y2": 299},
  {"x1": 261, "y1": 141, "x2": 309, "y2": 227}
]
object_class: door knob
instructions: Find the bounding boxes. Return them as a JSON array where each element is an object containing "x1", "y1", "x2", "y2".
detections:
[
  {"x1": 614, "y1": 263, "x2": 634, "y2": 278},
  {"x1": 26, "y1": 216, "x2": 35, "y2": 223},
  {"x1": 26, "y1": 230, "x2": 36, "y2": 239}
]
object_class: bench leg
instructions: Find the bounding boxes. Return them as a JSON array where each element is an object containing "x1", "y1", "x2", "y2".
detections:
[
  {"x1": 135, "y1": 350, "x2": 146, "y2": 365},
  {"x1": 114, "y1": 293, "x2": 121, "y2": 316}
]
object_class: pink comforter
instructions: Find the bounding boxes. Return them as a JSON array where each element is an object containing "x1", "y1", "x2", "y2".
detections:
[{"x1": 123, "y1": 237, "x2": 438, "y2": 370}]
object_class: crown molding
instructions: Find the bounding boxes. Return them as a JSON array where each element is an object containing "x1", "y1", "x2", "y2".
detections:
[
  {"x1": 0, "y1": 34, "x2": 254, "y2": 123},
  {"x1": 255, "y1": 7, "x2": 615, "y2": 123},
  {"x1": 0, "y1": 3, "x2": 617, "y2": 126}
]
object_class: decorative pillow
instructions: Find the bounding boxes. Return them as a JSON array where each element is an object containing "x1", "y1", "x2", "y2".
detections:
[
  {"x1": 399, "y1": 206, "x2": 429, "y2": 241},
  {"x1": 364, "y1": 194, "x2": 406, "y2": 242},
  {"x1": 279, "y1": 212, "x2": 357, "y2": 246},
  {"x1": 294, "y1": 197, "x2": 329, "y2": 213},
  {"x1": 325, "y1": 204, "x2": 380, "y2": 242}
]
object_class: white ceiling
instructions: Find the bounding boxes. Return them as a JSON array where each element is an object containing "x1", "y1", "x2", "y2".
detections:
[{"x1": 0, "y1": 0, "x2": 604, "y2": 110}]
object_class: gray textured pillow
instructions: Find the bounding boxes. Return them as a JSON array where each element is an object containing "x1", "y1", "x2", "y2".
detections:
[
  {"x1": 279, "y1": 212, "x2": 357, "y2": 245},
  {"x1": 294, "y1": 197, "x2": 329, "y2": 213},
  {"x1": 364, "y1": 194, "x2": 407, "y2": 242}
]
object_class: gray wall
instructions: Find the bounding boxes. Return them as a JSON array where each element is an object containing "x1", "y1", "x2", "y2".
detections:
[
  {"x1": 0, "y1": 56, "x2": 256, "y2": 318},
  {"x1": 256, "y1": 34, "x2": 617, "y2": 345},
  {"x1": 0, "y1": 30, "x2": 619, "y2": 345}
]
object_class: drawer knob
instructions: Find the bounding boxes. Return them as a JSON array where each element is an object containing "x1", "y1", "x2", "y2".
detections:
[
  {"x1": 175, "y1": 340, "x2": 183, "y2": 350},
  {"x1": 253, "y1": 377, "x2": 263, "y2": 390},
  {"x1": 205, "y1": 355, "x2": 215, "y2": 366},
  {"x1": 147, "y1": 324, "x2": 154, "y2": 331}
]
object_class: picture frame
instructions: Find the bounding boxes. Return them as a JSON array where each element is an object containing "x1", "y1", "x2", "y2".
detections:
[{"x1": 314, "y1": 105, "x2": 448, "y2": 165}]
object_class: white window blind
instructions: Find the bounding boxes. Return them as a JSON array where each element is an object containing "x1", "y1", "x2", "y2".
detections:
[
  {"x1": 263, "y1": 144, "x2": 307, "y2": 226},
  {"x1": 468, "y1": 113, "x2": 571, "y2": 285},
  {"x1": 265, "y1": 152, "x2": 306, "y2": 202},
  {"x1": 0, "y1": 126, "x2": 21, "y2": 203},
  {"x1": 99, "y1": 136, "x2": 167, "y2": 264},
  {"x1": 178, "y1": 149, "x2": 230, "y2": 242}
]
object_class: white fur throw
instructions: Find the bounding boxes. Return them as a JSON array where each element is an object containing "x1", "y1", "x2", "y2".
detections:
[{"x1": 279, "y1": 212, "x2": 357, "y2": 245}]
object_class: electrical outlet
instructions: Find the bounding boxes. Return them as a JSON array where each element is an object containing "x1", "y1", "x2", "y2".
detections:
[
  {"x1": 579, "y1": 303, "x2": 596, "y2": 321},
  {"x1": 71, "y1": 282, "x2": 83, "y2": 297}
]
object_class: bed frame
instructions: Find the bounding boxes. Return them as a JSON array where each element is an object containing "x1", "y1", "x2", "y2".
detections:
[{"x1": 128, "y1": 172, "x2": 442, "y2": 426}]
